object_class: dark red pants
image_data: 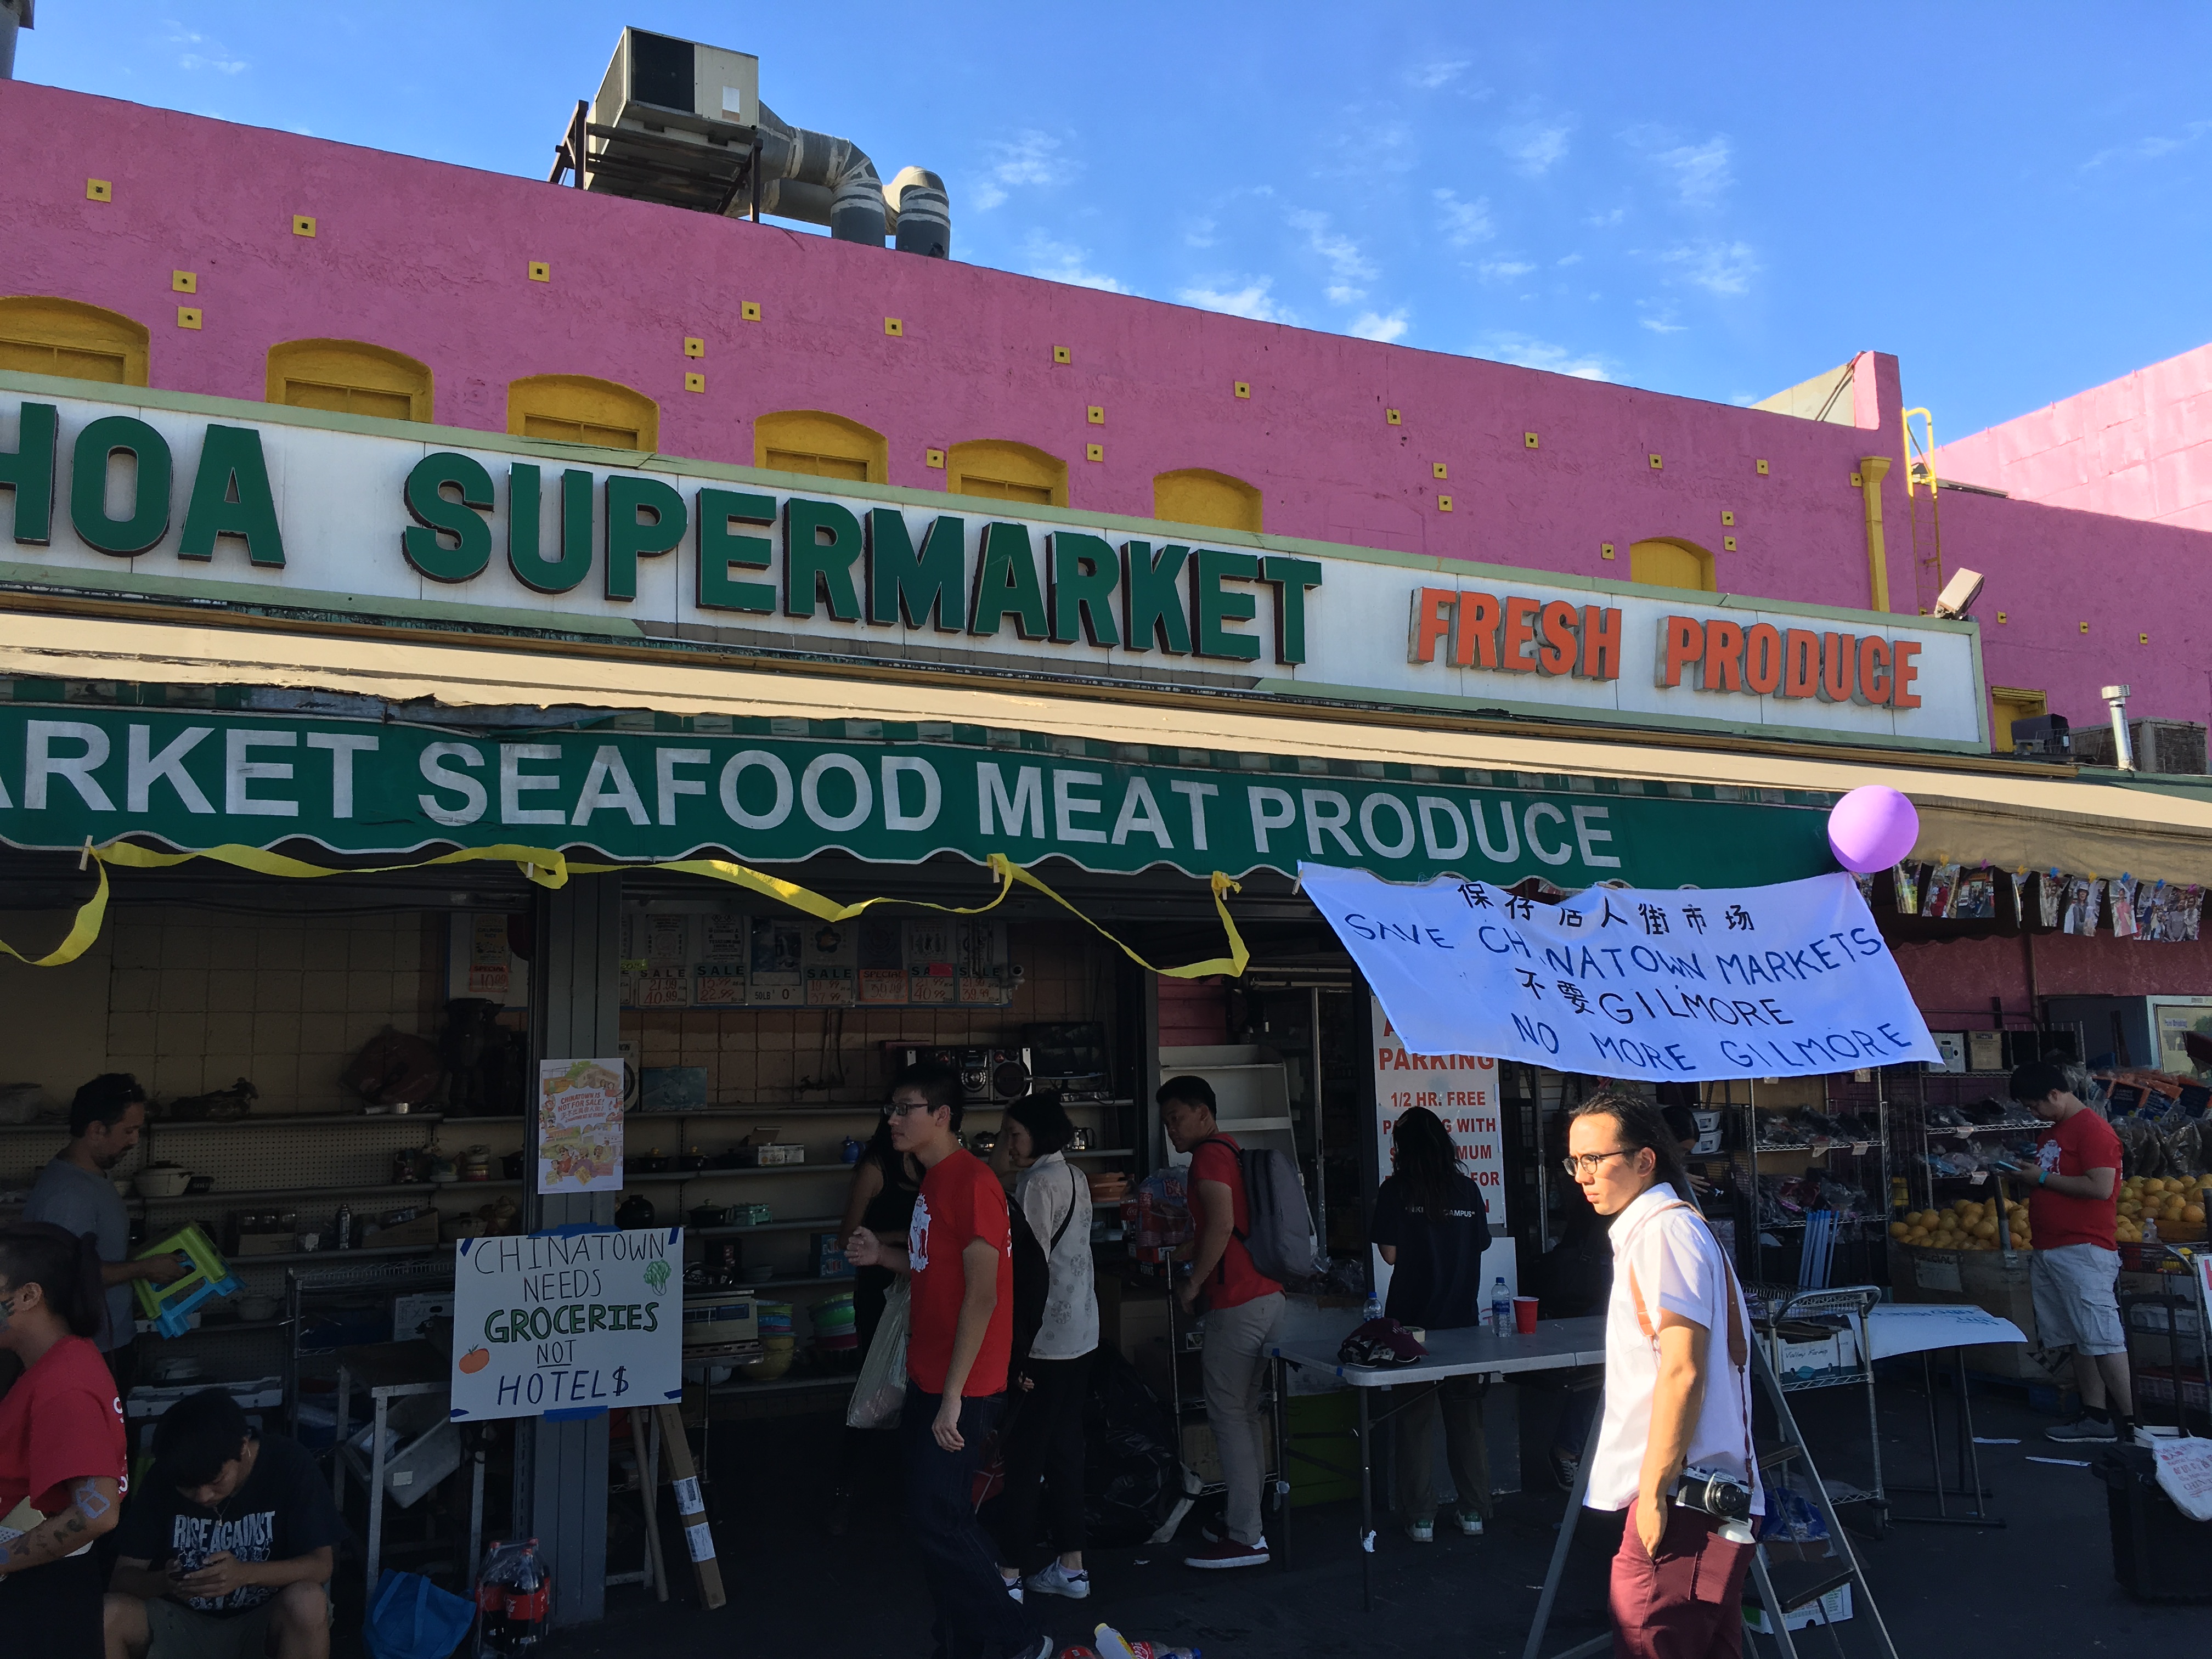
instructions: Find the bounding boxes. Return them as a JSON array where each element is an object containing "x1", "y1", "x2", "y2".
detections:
[{"x1": 1609, "y1": 1504, "x2": 1754, "y2": 1659}]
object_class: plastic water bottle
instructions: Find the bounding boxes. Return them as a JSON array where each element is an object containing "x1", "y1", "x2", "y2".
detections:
[
  {"x1": 1362, "y1": 1290, "x2": 1383, "y2": 1322},
  {"x1": 1492, "y1": 1277, "x2": 1513, "y2": 1334}
]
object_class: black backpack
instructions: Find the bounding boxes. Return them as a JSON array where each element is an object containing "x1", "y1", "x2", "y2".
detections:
[{"x1": 1009, "y1": 1166, "x2": 1081, "y2": 1362}]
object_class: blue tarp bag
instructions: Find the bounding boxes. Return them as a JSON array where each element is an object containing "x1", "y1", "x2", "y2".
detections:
[{"x1": 363, "y1": 1569, "x2": 477, "y2": 1659}]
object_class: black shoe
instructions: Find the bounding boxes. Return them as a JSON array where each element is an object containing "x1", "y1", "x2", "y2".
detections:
[
  {"x1": 2045, "y1": 1413, "x2": 2118, "y2": 1443},
  {"x1": 1549, "y1": 1447, "x2": 1581, "y2": 1491}
]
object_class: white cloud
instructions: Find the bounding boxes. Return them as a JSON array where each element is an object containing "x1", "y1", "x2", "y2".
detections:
[
  {"x1": 1654, "y1": 137, "x2": 1733, "y2": 207},
  {"x1": 1639, "y1": 314, "x2": 1686, "y2": 334},
  {"x1": 1021, "y1": 233, "x2": 1128, "y2": 294},
  {"x1": 168, "y1": 26, "x2": 246, "y2": 73},
  {"x1": 1408, "y1": 60, "x2": 1471, "y2": 89},
  {"x1": 1183, "y1": 216, "x2": 1218, "y2": 249},
  {"x1": 1483, "y1": 332, "x2": 1612, "y2": 381},
  {"x1": 1730, "y1": 393, "x2": 1759, "y2": 407},
  {"x1": 1350, "y1": 311, "x2": 1409, "y2": 343},
  {"x1": 1662, "y1": 240, "x2": 1759, "y2": 296},
  {"x1": 1556, "y1": 252, "x2": 1583, "y2": 267},
  {"x1": 1585, "y1": 206, "x2": 1625, "y2": 228},
  {"x1": 1434, "y1": 189, "x2": 1494, "y2": 247},
  {"x1": 2081, "y1": 120, "x2": 2212, "y2": 171},
  {"x1": 1288, "y1": 210, "x2": 1380, "y2": 300},
  {"x1": 1478, "y1": 259, "x2": 1536, "y2": 281},
  {"x1": 1501, "y1": 118, "x2": 1575, "y2": 176},
  {"x1": 1177, "y1": 278, "x2": 1298, "y2": 325},
  {"x1": 971, "y1": 130, "x2": 1076, "y2": 211}
]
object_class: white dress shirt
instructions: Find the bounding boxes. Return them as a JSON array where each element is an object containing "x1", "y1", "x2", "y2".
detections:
[{"x1": 1584, "y1": 1182, "x2": 1764, "y2": 1516}]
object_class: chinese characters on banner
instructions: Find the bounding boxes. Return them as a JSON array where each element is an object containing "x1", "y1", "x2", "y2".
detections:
[
  {"x1": 537, "y1": 1058, "x2": 625, "y2": 1195},
  {"x1": 1311, "y1": 867, "x2": 1939, "y2": 1082}
]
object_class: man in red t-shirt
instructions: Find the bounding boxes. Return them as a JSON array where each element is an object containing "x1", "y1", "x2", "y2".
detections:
[
  {"x1": 1163, "y1": 1075, "x2": 1284, "y2": 1571},
  {"x1": 847, "y1": 1063, "x2": 1046, "y2": 1659},
  {"x1": 2010, "y1": 1060, "x2": 2132, "y2": 1443}
]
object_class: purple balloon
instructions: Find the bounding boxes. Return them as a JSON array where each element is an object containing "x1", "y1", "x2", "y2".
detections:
[{"x1": 1827, "y1": 785, "x2": 1920, "y2": 874}]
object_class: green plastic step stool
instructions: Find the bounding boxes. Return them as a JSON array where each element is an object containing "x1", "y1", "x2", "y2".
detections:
[{"x1": 131, "y1": 1224, "x2": 241, "y2": 1339}]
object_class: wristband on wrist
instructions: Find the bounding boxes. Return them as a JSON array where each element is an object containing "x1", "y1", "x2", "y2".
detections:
[{"x1": 2037, "y1": 1169, "x2": 2047, "y2": 1187}]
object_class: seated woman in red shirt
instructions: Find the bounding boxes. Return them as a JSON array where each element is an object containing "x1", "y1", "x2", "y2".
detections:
[{"x1": 0, "y1": 1222, "x2": 130, "y2": 1659}]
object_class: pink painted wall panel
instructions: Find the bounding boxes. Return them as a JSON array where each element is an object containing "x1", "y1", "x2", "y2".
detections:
[
  {"x1": 1939, "y1": 338, "x2": 2212, "y2": 534},
  {"x1": 1894, "y1": 933, "x2": 2212, "y2": 1013},
  {"x1": 8, "y1": 83, "x2": 2212, "y2": 733}
]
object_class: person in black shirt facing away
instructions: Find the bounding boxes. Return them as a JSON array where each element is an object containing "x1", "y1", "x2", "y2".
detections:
[
  {"x1": 104, "y1": 1389, "x2": 340, "y2": 1659},
  {"x1": 1370, "y1": 1105, "x2": 1492, "y2": 1543}
]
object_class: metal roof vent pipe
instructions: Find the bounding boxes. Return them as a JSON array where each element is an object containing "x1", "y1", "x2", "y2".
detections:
[
  {"x1": 888, "y1": 167, "x2": 951, "y2": 259},
  {"x1": 755, "y1": 105, "x2": 888, "y2": 247}
]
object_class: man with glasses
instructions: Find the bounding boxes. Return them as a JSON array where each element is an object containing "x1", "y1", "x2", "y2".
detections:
[
  {"x1": 846, "y1": 1063, "x2": 1049, "y2": 1659},
  {"x1": 1567, "y1": 1093, "x2": 1760, "y2": 1659}
]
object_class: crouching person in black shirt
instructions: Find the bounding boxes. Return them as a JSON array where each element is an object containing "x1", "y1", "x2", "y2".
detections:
[{"x1": 104, "y1": 1389, "x2": 340, "y2": 1659}]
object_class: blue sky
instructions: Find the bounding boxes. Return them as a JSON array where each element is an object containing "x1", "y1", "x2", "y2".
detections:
[{"x1": 16, "y1": 2, "x2": 2212, "y2": 436}]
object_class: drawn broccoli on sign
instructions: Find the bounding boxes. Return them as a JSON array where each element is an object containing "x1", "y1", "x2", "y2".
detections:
[{"x1": 644, "y1": 1260, "x2": 671, "y2": 1295}]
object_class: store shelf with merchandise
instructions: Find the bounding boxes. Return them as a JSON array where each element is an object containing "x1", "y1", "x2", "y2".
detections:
[{"x1": 1701, "y1": 1071, "x2": 1894, "y2": 1286}]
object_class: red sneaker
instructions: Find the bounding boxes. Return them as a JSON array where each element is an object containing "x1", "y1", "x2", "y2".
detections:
[{"x1": 1182, "y1": 1534, "x2": 1269, "y2": 1570}]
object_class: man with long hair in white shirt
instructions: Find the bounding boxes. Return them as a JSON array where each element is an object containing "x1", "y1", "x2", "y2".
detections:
[{"x1": 1568, "y1": 1092, "x2": 1762, "y2": 1659}]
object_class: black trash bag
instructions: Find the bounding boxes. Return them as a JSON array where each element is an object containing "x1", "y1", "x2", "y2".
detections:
[{"x1": 1081, "y1": 1344, "x2": 1176, "y2": 1547}]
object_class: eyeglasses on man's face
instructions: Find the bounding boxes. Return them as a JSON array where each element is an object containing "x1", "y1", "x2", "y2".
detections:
[
  {"x1": 1561, "y1": 1148, "x2": 1635, "y2": 1178},
  {"x1": 883, "y1": 1099, "x2": 940, "y2": 1119}
]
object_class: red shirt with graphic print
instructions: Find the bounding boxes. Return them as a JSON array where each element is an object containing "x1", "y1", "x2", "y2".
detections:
[
  {"x1": 905, "y1": 1149, "x2": 1013, "y2": 1397},
  {"x1": 2032, "y1": 1107, "x2": 2122, "y2": 1252}
]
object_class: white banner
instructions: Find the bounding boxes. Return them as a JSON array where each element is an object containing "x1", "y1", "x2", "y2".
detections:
[
  {"x1": 1307, "y1": 865, "x2": 1938, "y2": 1081},
  {"x1": 449, "y1": 1228, "x2": 683, "y2": 1420}
]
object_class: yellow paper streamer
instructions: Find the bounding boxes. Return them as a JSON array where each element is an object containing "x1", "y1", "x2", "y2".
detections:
[{"x1": 3, "y1": 844, "x2": 1250, "y2": 983}]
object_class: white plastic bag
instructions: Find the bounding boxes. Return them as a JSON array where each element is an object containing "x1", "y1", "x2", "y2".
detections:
[
  {"x1": 845, "y1": 1278, "x2": 911, "y2": 1430},
  {"x1": 2153, "y1": 1437, "x2": 2212, "y2": 1522}
]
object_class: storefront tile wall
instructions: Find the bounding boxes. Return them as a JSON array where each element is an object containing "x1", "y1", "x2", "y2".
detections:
[
  {"x1": 10, "y1": 81, "x2": 2208, "y2": 735},
  {"x1": 102, "y1": 906, "x2": 442, "y2": 1109},
  {"x1": 619, "y1": 924, "x2": 1116, "y2": 1105}
]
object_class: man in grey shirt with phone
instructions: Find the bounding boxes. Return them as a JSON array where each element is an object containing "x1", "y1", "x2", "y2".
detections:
[{"x1": 24, "y1": 1073, "x2": 183, "y2": 1393}]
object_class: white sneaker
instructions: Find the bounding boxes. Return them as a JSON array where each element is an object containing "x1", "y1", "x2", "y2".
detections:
[
  {"x1": 1002, "y1": 1575, "x2": 1024, "y2": 1602},
  {"x1": 1025, "y1": 1561, "x2": 1092, "y2": 1600}
]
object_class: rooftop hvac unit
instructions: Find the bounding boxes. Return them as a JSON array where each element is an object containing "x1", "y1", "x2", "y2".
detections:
[
  {"x1": 2072, "y1": 719, "x2": 2207, "y2": 775},
  {"x1": 551, "y1": 27, "x2": 949, "y2": 257},
  {"x1": 579, "y1": 29, "x2": 760, "y2": 213}
]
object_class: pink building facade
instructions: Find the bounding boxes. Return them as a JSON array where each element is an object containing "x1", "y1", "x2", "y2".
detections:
[{"x1": 3, "y1": 79, "x2": 2207, "y2": 742}]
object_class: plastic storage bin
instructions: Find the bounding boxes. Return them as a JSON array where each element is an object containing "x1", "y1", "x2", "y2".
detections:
[{"x1": 2098, "y1": 1444, "x2": 2212, "y2": 1602}]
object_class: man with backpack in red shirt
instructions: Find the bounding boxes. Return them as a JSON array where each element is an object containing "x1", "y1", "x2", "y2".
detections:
[
  {"x1": 1161, "y1": 1075, "x2": 1284, "y2": 1571},
  {"x1": 848, "y1": 1063, "x2": 1050, "y2": 1659}
]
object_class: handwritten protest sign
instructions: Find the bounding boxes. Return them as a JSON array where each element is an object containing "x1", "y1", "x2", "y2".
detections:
[
  {"x1": 1303, "y1": 865, "x2": 1939, "y2": 1082},
  {"x1": 449, "y1": 1227, "x2": 682, "y2": 1421},
  {"x1": 537, "y1": 1057, "x2": 625, "y2": 1195}
]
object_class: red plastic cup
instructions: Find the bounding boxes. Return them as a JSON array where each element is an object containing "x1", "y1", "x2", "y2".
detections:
[{"x1": 1512, "y1": 1296, "x2": 1540, "y2": 1335}]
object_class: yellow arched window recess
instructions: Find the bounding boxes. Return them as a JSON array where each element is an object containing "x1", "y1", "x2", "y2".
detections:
[
  {"x1": 0, "y1": 296, "x2": 149, "y2": 386},
  {"x1": 1628, "y1": 538, "x2": 1718, "y2": 592},
  {"x1": 1990, "y1": 686, "x2": 2047, "y2": 753},
  {"x1": 1153, "y1": 469, "x2": 1262, "y2": 534},
  {"x1": 753, "y1": 410, "x2": 888, "y2": 484},
  {"x1": 946, "y1": 440, "x2": 1067, "y2": 509},
  {"x1": 506, "y1": 374, "x2": 659, "y2": 452},
  {"x1": 266, "y1": 338, "x2": 432, "y2": 423}
]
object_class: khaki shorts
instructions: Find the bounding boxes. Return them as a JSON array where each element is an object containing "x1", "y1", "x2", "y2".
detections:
[
  {"x1": 146, "y1": 1595, "x2": 279, "y2": 1659},
  {"x1": 2030, "y1": 1242, "x2": 2126, "y2": 1356}
]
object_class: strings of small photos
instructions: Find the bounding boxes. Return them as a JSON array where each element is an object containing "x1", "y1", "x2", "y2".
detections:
[{"x1": 1858, "y1": 861, "x2": 2206, "y2": 940}]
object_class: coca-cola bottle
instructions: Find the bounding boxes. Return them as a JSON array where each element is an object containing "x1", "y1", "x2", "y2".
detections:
[
  {"x1": 473, "y1": 1541, "x2": 521, "y2": 1657},
  {"x1": 504, "y1": 1541, "x2": 551, "y2": 1654}
]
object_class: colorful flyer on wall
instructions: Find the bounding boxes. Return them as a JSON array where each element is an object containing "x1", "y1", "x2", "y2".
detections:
[
  {"x1": 466, "y1": 913, "x2": 511, "y2": 996},
  {"x1": 857, "y1": 917, "x2": 906, "y2": 1005},
  {"x1": 748, "y1": 917, "x2": 804, "y2": 1006},
  {"x1": 906, "y1": 919, "x2": 956, "y2": 1004},
  {"x1": 695, "y1": 913, "x2": 748, "y2": 1006},
  {"x1": 803, "y1": 921, "x2": 857, "y2": 1007},
  {"x1": 537, "y1": 1057, "x2": 625, "y2": 1194}
]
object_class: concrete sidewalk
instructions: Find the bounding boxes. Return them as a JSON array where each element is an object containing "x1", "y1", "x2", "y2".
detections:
[{"x1": 550, "y1": 1380, "x2": 2206, "y2": 1658}]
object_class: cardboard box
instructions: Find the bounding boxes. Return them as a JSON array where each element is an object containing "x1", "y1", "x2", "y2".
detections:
[
  {"x1": 1887, "y1": 1244, "x2": 2063, "y2": 1381},
  {"x1": 2128, "y1": 1302, "x2": 2203, "y2": 1336},
  {"x1": 1746, "y1": 1583, "x2": 1852, "y2": 1635},
  {"x1": 1760, "y1": 1322, "x2": 1860, "y2": 1384},
  {"x1": 1967, "y1": 1031, "x2": 2006, "y2": 1073},
  {"x1": 363, "y1": 1212, "x2": 439, "y2": 1249},
  {"x1": 234, "y1": 1232, "x2": 296, "y2": 1256}
]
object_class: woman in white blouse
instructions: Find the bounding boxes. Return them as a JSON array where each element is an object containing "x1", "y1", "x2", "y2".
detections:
[{"x1": 991, "y1": 1091, "x2": 1098, "y2": 1602}]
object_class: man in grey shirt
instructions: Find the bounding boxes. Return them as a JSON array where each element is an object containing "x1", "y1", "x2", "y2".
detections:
[{"x1": 24, "y1": 1072, "x2": 182, "y2": 1392}]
